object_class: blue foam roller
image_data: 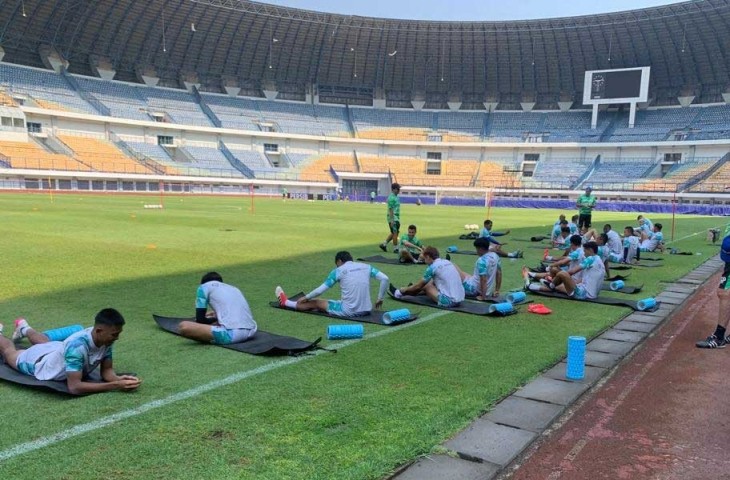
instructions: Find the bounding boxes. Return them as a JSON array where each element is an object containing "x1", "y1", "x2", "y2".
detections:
[
  {"x1": 382, "y1": 308, "x2": 412, "y2": 325},
  {"x1": 488, "y1": 302, "x2": 515, "y2": 314},
  {"x1": 327, "y1": 324, "x2": 364, "y2": 340},
  {"x1": 43, "y1": 324, "x2": 84, "y2": 342},
  {"x1": 566, "y1": 336, "x2": 586, "y2": 380},
  {"x1": 637, "y1": 297, "x2": 657, "y2": 311},
  {"x1": 446, "y1": 245, "x2": 458, "y2": 253},
  {"x1": 506, "y1": 291, "x2": 527, "y2": 304},
  {"x1": 610, "y1": 280, "x2": 625, "y2": 291}
]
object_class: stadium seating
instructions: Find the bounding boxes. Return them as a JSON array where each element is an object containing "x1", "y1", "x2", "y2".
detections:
[
  {"x1": 178, "y1": 145, "x2": 245, "y2": 177},
  {"x1": 58, "y1": 135, "x2": 153, "y2": 174},
  {"x1": 0, "y1": 63, "x2": 96, "y2": 114},
  {"x1": 580, "y1": 158, "x2": 657, "y2": 190},
  {"x1": 636, "y1": 158, "x2": 719, "y2": 192},
  {"x1": 0, "y1": 140, "x2": 90, "y2": 171},
  {"x1": 474, "y1": 160, "x2": 523, "y2": 188},
  {"x1": 299, "y1": 154, "x2": 357, "y2": 182},
  {"x1": 524, "y1": 158, "x2": 593, "y2": 189}
]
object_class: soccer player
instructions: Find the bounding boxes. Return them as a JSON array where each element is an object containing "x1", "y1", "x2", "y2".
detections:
[
  {"x1": 527, "y1": 241, "x2": 605, "y2": 300},
  {"x1": 393, "y1": 247, "x2": 465, "y2": 307},
  {"x1": 178, "y1": 272, "x2": 258, "y2": 344},
  {"x1": 576, "y1": 186, "x2": 597, "y2": 230},
  {"x1": 454, "y1": 237, "x2": 502, "y2": 300},
  {"x1": 0, "y1": 309, "x2": 141, "y2": 395},
  {"x1": 596, "y1": 233, "x2": 622, "y2": 279},
  {"x1": 696, "y1": 222, "x2": 730, "y2": 348},
  {"x1": 480, "y1": 219, "x2": 522, "y2": 258},
  {"x1": 623, "y1": 226, "x2": 641, "y2": 263},
  {"x1": 379, "y1": 183, "x2": 401, "y2": 253},
  {"x1": 640, "y1": 223, "x2": 665, "y2": 253},
  {"x1": 603, "y1": 224, "x2": 623, "y2": 257},
  {"x1": 399, "y1": 224, "x2": 424, "y2": 264},
  {"x1": 569, "y1": 215, "x2": 580, "y2": 235},
  {"x1": 276, "y1": 251, "x2": 389, "y2": 316},
  {"x1": 551, "y1": 221, "x2": 571, "y2": 248},
  {"x1": 635, "y1": 215, "x2": 654, "y2": 237},
  {"x1": 530, "y1": 235, "x2": 585, "y2": 283}
]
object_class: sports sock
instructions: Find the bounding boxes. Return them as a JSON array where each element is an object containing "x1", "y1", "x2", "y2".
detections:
[
  {"x1": 623, "y1": 247, "x2": 629, "y2": 262},
  {"x1": 528, "y1": 283, "x2": 542, "y2": 292},
  {"x1": 284, "y1": 299, "x2": 298, "y2": 309},
  {"x1": 713, "y1": 325, "x2": 726, "y2": 339}
]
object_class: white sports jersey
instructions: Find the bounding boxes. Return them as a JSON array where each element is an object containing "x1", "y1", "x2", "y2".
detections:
[
  {"x1": 463, "y1": 252, "x2": 500, "y2": 297},
  {"x1": 312, "y1": 261, "x2": 387, "y2": 314},
  {"x1": 641, "y1": 231, "x2": 664, "y2": 251},
  {"x1": 196, "y1": 281, "x2": 257, "y2": 330},
  {"x1": 578, "y1": 255, "x2": 606, "y2": 299},
  {"x1": 567, "y1": 247, "x2": 586, "y2": 273},
  {"x1": 423, "y1": 258, "x2": 466, "y2": 303},
  {"x1": 606, "y1": 230, "x2": 622, "y2": 255},
  {"x1": 18, "y1": 328, "x2": 112, "y2": 381},
  {"x1": 624, "y1": 235, "x2": 640, "y2": 261}
]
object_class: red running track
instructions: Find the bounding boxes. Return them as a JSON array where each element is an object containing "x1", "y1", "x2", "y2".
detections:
[{"x1": 508, "y1": 272, "x2": 730, "y2": 480}]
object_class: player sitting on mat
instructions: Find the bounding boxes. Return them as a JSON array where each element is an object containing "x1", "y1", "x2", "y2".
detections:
[
  {"x1": 596, "y1": 233, "x2": 622, "y2": 279},
  {"x1": 178, "y1": 272, "x2": 258, "y2": 345},
  {"x1": 276, "y1": 251, "x2": 389, "y2": 316},
  {"x1": 480, "y1": 220, "x2": 522, "y2": 258},
  {"x1": 603, "y1": 224, "x2": 623, "y2": 258},
  {"x1": 551, "y1": 222, "x2": 571, "y2": 249},
  {"x1": 0, "y1": 309, "x2": 141, "y2": 395},
  {"x1": 623, "y1": 226, "x2": 641, "y2": 263},
  {"x1": 399, "y1": 224, "x2": 424, "y2": 264},
  {"x1": 526, "y1": 241, "x2": 605, "y2": 300},
  {"x1": 530, "y1": 235, "x2": 584, "y2": 282},
  {"x1": 639, "y1": 223, "x2": 665, "y2": 253},
  {"x1": 453, "y1": 238, "x2": 501, "y2": 300},
  {"x1": 393, "y1": 246, "x2": 466, "y2": 307}
]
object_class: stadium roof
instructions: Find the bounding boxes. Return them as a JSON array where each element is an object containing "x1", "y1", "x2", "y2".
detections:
[{"x1": 0, "y1": 0, "x2": 729, "y2": 107}]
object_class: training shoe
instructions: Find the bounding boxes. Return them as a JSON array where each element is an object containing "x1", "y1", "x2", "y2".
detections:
[
  {"x1": 445, "y1": 253, "x2": 451, "y2": 260},
  {"x1": 393, "y1": 248, "x2": 399, "y2": 254},
  {"x1": 12, "y1": 317, "x2": 28, "y2": 342},
  {"x1": 696, "y1": 334, "x2": 727, "y2": 349},
  {"x1": 516, "y1": 250, "x2": 524, "y2": 259},
  {"x1": 0, "y1": 323, "x2": 3, "y2": 335},
  {"x1": 543, "y1": 248, "x2": 550, "y2": 261},
  {"x1": 379, "y1": 243, "x2": 387, "y2": 252},
  {"x1": 540, "y1": 279, "x2": 555, "y2": 290},
  {"x1": 274, "y1": 286, "x2": 288, "y2": 307}
]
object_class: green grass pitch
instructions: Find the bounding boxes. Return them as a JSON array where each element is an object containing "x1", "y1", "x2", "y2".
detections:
[{"x1": 0, "y1": 192, "x2": 723, "y2": 480}]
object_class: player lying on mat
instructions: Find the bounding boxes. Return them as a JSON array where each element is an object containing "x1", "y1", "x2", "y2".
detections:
[
  {"x1": 525, "y1": 241, "x2": 605, "y2": 300},
  {"x1": 178, "y1": 272, "x2": 258, "y2": 345},
  {"x1": 399, "y1": 224, "x2": 424, "y2": 264},
  {"x1": 452, "y1": 237, "x2": 502, "y2": 300},
  {"x1": 393, "y1": 246, "x2": 466, "y2": 308},
  {"x1": 480, "y1": 220, "x2": 522, "y2": 258},
  {"x1": 0, "y1": 309, "x2": 141, "y2": 394},
  {"x1": 639, "y1": 223, "x2": 665, "y2": 253},
  {"x1": 276, "y1": 251, "x2": 389, "y2": 317}
]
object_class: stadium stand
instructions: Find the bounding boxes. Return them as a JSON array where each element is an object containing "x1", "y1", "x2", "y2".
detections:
[
  {"x1": 0, "y1": 140, "x2": 89, "y2": 171},
  {"x1": 0, "y1": 63, "x2": 95, "y2": 114},
  {"x1": 299, "y1": 154, "x2": 357, "y2": 182},
  {"x1": 178, "y1": 145, "x2": 246, "y2": 177},
  {"x1": 579, "y1": 158, "x2": 658, "y2": 190},
  {"x1": 57, "y1": 135, "x2": 153, "y2": 174}
]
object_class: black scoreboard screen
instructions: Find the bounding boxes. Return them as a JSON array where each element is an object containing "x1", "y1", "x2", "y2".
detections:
[{"x1": 590, "y1": 70, "x2": 643, "y2": 100}]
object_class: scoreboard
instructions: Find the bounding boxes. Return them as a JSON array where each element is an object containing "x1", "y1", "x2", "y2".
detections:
[{"x1": 583, "y1": 67, "x2": 650, "y2": 105}]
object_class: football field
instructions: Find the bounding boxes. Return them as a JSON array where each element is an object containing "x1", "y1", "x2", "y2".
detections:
[{"x1": 0, "y1": 193, "x2": 722, "y2": 480}]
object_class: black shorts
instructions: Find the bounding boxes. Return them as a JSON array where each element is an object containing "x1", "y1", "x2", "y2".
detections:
[
  {"x1": 389, "y1": 220, "x2": 401, "y2": 234},
  {"x1": 720, "y1": 263, "x2": 730, "y2": 290},
  {"x1": 578, "y1": 214, "x2": 592, "y2": 229}
]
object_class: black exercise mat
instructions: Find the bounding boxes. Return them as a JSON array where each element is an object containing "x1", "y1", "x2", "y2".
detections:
[
  {"x1": 153, "y1": 315, "x2": 321, "y2": 356},
  {"x1": 514, "y1": 236, "x2": 549, "y2": 243},
  {"x1": 526, "y1": 289, "x2": 659, "y2": 312},
  {"x1": 601, "y1": 282, "x2": 644, "y2": 294},
  {"x1": 0, "y1": 353, "x2": 115, "y2": 396},
  {"x1": 631, "y1": 262, "x2": 664, "y2": 268},
  {"x1": 269, "y1": 292, "x2": 418, "y2": 326},
  {"x1": 611, "y1": 265, "x2": 633, "y2": 271},
  {"x1": 387, "y1": 285, "x2": 513, "y2": 316},
  {"x1": 458, "y1": 233, "x2": 479, "y2": 240},
  {"x1": 606, "y1": 273, "x2": 631, "y2": 281},
  {"x1": 641, "y1": 257, "x2": 664, "y2": 262},
  {"x1": 357, "y1": 255, "x2": 417, "y2": 266},
  {"x1": 447, "y1": 249, "x2": 480, "y2": 256}
]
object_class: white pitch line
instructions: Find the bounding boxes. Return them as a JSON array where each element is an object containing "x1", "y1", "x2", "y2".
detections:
[
  {"x1": 665, "y1": 225, "x2": 725, "y2": 245},
  {"x1": 0, "y1": 309, "x2": 451, "y2": 463}
]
